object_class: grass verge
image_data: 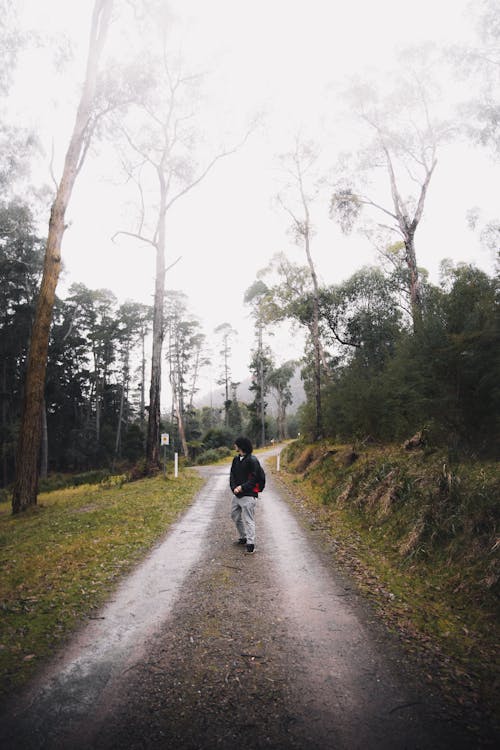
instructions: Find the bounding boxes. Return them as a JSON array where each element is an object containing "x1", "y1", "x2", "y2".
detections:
[
  {"x1": 0, "y1": 470, "x2": 204, "y2": 697},
  {"x1": 274, "y1": 440, "x2": 499, "y2": 729}
]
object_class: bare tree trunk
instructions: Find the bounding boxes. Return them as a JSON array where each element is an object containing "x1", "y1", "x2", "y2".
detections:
[
  {"x1": 188, "y1": 345, "x2": 201, "y2": 411},
  {"x1": 140, "y1": 333, "x2": 146, "y2": 425},
  {"x1": 302, "y1": 212, "x2": 323, "y2": 441},
  {"x1": 95, "y1": 380, "x2": 101, "y2": 446},
  {"x1": 275, "y1": 391, "x2": 283, "y2": 441},
  {"x1": 114, "y1": 346, "x2": 129, "y2": 468},
  {"x1": 139, "y1": 327, "x2": 146, "y2": 452},
  {"x1": 258, "y1": 321, "x2": 266, "y2": 447},
  {"x1": 146, "y1": 169, "x2": 167, "y2": 471},
  {"x1": 171, "y1": 381, "x2": 189, "y2": 458},
  {"x1": 277, "y1": 388, "x2": 287, "y2": 441},
  {"x1": 40, "y1": 398, "x2": 48, "y2": 480},
  {"x1": 223, "y1": 341, "x2": 230, "y2": 427},
  {"x1": 382, "y1": 142, "x2": 431, "y2": 329},
  {"x1": 113, "y1": 383, "x2": 125, "y2": 469},
  {"x1": 146, "y1": 243, "x2": 164, "y2": 470},
  {"x1": 283, "y1": 143, "x2": 324, "y2": 442},
  {"x1": 12, "y1": 0, "x2": 113, "y2": 513},
  {"x1": 2, "y1": 359, "x2": 8, "y2": 486},
  {"x1": 307, "y1": 269, "x2": 323, "y2": 440},
  {"x1": 12, "y1": 203, "x2": 65, "y2": 510},
  {"x1": 404, "y1": 233, "x2": 422, "y2": 327}
]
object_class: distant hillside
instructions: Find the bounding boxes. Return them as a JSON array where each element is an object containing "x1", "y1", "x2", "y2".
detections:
[{"x1": 195, "y1": 369, "x2": 306, "y2": 415}]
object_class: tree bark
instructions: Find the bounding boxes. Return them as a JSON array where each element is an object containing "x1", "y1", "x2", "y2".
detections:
[
  {"x1": 300, "y1": 183, "x2": 323, "y2": 441},
  {"x1": 223, "y1": 338, "x2": 230, "y2": 428},
  {"x1": 171, "y1": 381, "x2": 189, "y2": 458},
  {"x1": 145, "y1": 169, "x2": 167, "y2": 471},
  {"x1": 404, "y1": 233, "x2": 422, "y2": 327},
  {"x1": 145, "y1": 244, "x2": 164, "y2": 470},
  {"x1": 40, "y1": 398, "x2": 48, "y2": 480},
  {"x1": 305, "y1": 232, "x2": 323, "y2": 441},
  {"x1": 258, "y1": 321, "x2": 266, "y2": 447},
  {"x1": 114, "y1": 347, "x2": 129, "y2": 469},
  {"x1": 12, "y1": 0, "x2": 113, "y2": 513},
  {"x1": 1, "y1": 359, "x2": 8, "y2": 486}
]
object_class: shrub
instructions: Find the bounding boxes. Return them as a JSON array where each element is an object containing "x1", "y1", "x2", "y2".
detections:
[
  {"x1": 196, "y1": 446, "x2": 232, "y2": 465},
  {"x1": 38, "y1": 470, "x2": 110, "y2": 493},
  {"x1": 201, "y1": 428, "x2": 234, "y2": 449}
]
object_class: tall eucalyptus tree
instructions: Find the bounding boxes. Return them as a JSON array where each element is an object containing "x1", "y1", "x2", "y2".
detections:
[
  {"x1": 214, "y1": 323, "x2": 238, "y2": 429},
  {"x1": 267, "y1": 362, "x2": 295, "y2": 441},
  {"x1": 244, "y1": 280, "x2": 271, "y2": 446},
  {"x1": 330, "y1": 54, "x2": 451, "y2": 328},
  {"x1": 277, "y1": 138, "x2": 325, "y2": 440},
  {"x1": 164, "y1": 291, "x2": 206, "y2": 458},
  {"x1": 112, "y1": 43, "x2": 248, "y2": 470},
  {"x1": 13, "y1": 0, "x2": 114, "y2": 513}
]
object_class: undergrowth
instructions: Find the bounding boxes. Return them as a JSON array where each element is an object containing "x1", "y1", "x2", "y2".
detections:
[
  {"x1": 0, "y1": 470, "x2": 204, "y2": 697},
  {"x1": 277, "y1": 440, "x2": 500, "y2": 723}
]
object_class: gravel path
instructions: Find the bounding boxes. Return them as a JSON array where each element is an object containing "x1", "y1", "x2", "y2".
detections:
[{"x1": 0, "y1": 454, "x2": 485, "y2": 749}]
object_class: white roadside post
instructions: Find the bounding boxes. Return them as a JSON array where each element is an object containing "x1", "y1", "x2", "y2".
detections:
[
  {"x1": 277, "y1": 452, "x2": 281, "y2": 472},
  {"x1": 174, "y1": 452, "x2": 178, "y2": 478}
]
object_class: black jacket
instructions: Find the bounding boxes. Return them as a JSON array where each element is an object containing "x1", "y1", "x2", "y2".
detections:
[{"x1": 230, "y1": 454, "x2": 261, "y2": 498}]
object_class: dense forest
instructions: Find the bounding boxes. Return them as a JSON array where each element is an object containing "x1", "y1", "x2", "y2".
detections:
[{"x1": 0, "y1": 0, "x2": 498, "y2": 511}]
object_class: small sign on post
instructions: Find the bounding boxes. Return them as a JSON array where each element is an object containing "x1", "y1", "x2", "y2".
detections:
[{"x1": 161, "y1": 433, "x2": 170, "y2": 446}]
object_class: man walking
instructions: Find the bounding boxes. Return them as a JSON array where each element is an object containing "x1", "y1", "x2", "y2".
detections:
[{"x1": 229, "y1": 437, "x2": 264, "y2": 555}]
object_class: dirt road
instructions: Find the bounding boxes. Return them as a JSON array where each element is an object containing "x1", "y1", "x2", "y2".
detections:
[{"x1": 0, "y1": 454, "x2": 484, "y2": 748}]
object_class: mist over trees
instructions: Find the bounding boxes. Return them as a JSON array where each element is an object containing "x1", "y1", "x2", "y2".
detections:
[{"x1": 0, "y1": 1, "x2": 498, "y2": 510}]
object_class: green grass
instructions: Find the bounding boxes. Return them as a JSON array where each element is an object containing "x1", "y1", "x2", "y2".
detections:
[{"x1": 0, "y1": 470, "x2": 204, "y2": 696}]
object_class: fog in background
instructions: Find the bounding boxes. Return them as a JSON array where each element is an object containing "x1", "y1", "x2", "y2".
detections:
[{"x1": 10, "y1": 0, "x2": 498, "y2": 402}]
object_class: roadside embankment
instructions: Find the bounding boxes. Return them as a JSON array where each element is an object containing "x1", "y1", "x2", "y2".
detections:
[{"x1": 273, "y1": 440, "x2": 499, "y2": 731}]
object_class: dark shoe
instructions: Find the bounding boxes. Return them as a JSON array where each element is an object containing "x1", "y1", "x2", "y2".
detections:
[
  {"x1": 245, "y1": 544, "x2": 255, "y2": 554},
  {"x1": 235, "y1": 537, "x2": 247, "y2": 545}
]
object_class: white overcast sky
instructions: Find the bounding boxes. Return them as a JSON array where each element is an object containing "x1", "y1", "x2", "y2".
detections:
[{"x1": 11, "y1": 0, "x2": 498, "y2": 397}]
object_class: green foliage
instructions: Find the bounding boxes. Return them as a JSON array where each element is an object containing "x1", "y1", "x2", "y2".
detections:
[
  {"x1": 195, "y1": 446, "x2": 232, "y2": 465},
  {"x1": 201, "y1": 427, "x2": 234, "y2": 449},
  {"x1": 121, "y1": 423, "x2": 146, "y2": 462},
  {"x1": 247, "y1": 346, "x2": 274, "y2": 447},
  {"x1": 0, "y1": 250, "x2": 154, "y2": 486},
  {"x1": 320, "y1": 266, "x2": 404, "y2": 368},
  {"x1": 226, "y1": 382, "x2": 243, "y2": 432},
  {"x1": 304, "y1": 263, "x2": 500, "y2": 455},
  {"x1": 0, "y1": 201, "x2": 45, "y2": 485},
  {"x1": 329, "y1": 188, "x2": 361, "y2": 233}
]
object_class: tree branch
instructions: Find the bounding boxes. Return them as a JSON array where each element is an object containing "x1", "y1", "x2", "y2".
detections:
[
  {"x1": 359, "y1": 195, "x2": 399, "y2": 222},
  {"x1": 165, "y1": 132, "x2": 251, "y2": 211},
  {"x1": 411, "y1": 158, "x2": 437, "y2": 230},
  {"x1": 165, "y1": 255, "x2": 182, "y2": 273},
  {"x1": 382, "y1": 144, "x2": 407, "y2": 222},
  {"x1": 111, "y1": 229, "x2": 156, "y2": 248},
  {"x1": 49, "y1": 139, "x2": 58, "y2": 191},
  {"x1": 277, "y1": 194, "x2": 302, "y2": 230}
]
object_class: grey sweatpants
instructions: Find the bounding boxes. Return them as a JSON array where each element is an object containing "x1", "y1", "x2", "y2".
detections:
[{"x1": 231, "y1": 494, "x2": 257, "y2": 545}]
